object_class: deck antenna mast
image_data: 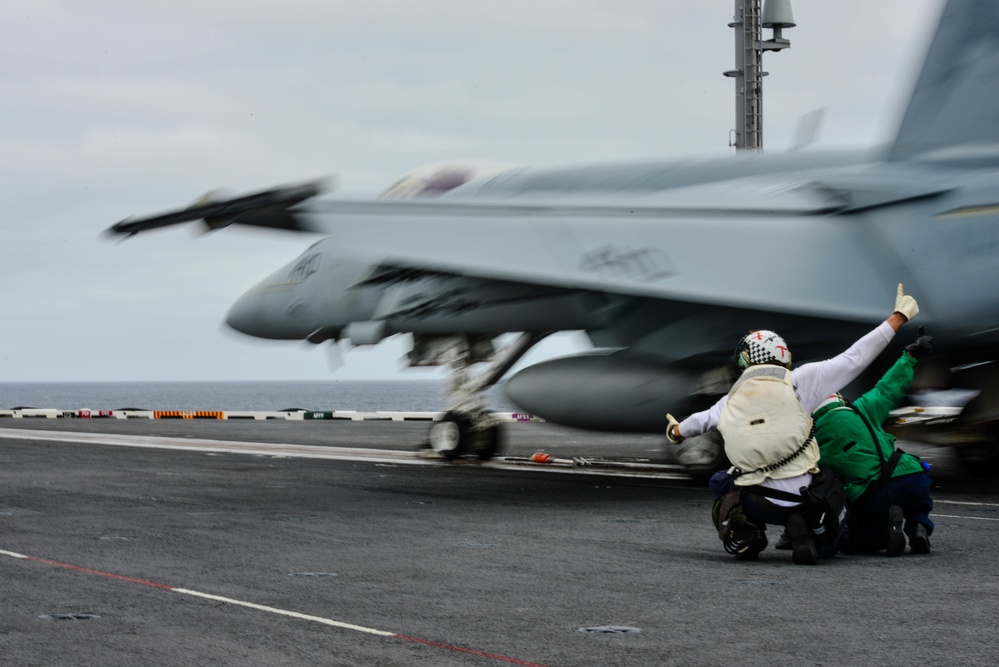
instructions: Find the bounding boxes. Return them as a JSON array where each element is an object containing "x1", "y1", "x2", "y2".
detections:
[{"x1": 724, "y1": 0, "x2": 795, "y2": 151}]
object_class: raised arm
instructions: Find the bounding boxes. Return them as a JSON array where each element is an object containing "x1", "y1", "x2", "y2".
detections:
[{"x1": 794, "y1": 284, "x2": 919, "y2": 413}]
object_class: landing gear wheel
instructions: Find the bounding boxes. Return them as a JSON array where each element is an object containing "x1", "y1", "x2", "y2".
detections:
[
  {"x1": 429, "y1": 411, "x2": 468, "y2": 460},
  {"x1": 470, "y1": 425, "x2": 504, "y2": 461}
]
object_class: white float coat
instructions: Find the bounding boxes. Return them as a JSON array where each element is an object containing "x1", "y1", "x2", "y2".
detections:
[{"x1": 679, "y1": 321, "x2": 897, "y2": 499}]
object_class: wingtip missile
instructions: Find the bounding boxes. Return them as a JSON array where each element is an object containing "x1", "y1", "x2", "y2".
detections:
[{"x1": 105, "y1": 177, "x2": 332, "y2": 238}]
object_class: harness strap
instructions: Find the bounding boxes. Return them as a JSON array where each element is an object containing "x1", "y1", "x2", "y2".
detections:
[
  {"x1": 729, "y1": 365, "x2": 790, "y2": 392},
  {"x1": 743, "y1": 485, "x2": 803, "y2": 504},
  {"x1": 855, "y1": 448, "x2": 906, "y2": 508},
  {"x1": 844, "y1": 402, "x2": 906, "y2": 507}
]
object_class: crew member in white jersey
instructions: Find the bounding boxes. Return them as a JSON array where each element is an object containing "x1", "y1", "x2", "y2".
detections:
[{"x1": 665, "y1": 284, "x2": 920, "y2": 564}]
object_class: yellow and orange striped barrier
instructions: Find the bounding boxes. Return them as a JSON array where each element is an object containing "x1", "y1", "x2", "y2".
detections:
[{"x1": 153, "y1": 411, "x2": 224, "y2": 420}]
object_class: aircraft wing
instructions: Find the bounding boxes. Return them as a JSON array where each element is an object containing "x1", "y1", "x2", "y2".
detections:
[
  {"x1": 107, "y1": 169, "x2": 950, "y2": 325},
  {"x1": 299, "y1": 172, "x2": 949, "y2": 325}
]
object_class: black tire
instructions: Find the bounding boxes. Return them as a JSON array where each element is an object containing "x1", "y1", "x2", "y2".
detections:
[
  {"x1": 471, "y1": 425, "x2": 504, "y2": 461},
  {"x1": 429, "y1": 411, "x2": 468, "y2": 461}
]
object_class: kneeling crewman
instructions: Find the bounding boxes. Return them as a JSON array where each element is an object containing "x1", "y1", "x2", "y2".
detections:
[
  {"x1": 811, "y1": 328, "x2": 935, "y2": 556},
  {"x1": 666, "y1": 284, "x2": 920, "y2": 564}
]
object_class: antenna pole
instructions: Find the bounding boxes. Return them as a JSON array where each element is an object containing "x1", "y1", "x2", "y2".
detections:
[{"x1": 724, "y1": 0, "x2": 794, "y2": 151}]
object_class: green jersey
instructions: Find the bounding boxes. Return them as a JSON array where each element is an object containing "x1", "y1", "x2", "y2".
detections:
[{"x1": 813, "y1": 353, "x2": 925, "y2": 502}]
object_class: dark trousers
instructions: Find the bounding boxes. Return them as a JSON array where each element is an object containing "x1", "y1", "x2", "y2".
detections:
[
  {"x1": 851, "y1": 472, "x2": 934, "y2": 552},
  {"x1": 711, "y1": 470, "x2": 806, "y2": 526},
  {"x1": 710, "y1": 470, "x2": 840, "y2": 558}
]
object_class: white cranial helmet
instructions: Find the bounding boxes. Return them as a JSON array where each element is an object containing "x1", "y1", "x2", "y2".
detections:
[{"x1": 735, "y1": 330, "x2": 792, "y2": 369}]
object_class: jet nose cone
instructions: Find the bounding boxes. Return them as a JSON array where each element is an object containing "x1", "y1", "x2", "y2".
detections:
[{"x1": 225, "y1": 287, "x2": 263, "y2": 336}]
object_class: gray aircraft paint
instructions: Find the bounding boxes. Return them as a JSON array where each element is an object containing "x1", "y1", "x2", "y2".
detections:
[{"x1": 109, "y1": 1, "x2": 999, "y2": 460}]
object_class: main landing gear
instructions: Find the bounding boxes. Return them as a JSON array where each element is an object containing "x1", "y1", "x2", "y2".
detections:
[{"x1": 417, "y1": 332, "x2": 552, "y2": 461}]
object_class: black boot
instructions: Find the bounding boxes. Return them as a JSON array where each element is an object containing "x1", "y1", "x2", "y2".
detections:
[
  {"x1": 787, "y1": 513, "x2": 817, "y2": 565},
  {"x1": 886, "y1": 505, "x2": 905, "y2": 557},
  {"x1": 774, "y1": 531, "x2": 792, "y2": 550},
  {"x1": 909, "y1": 523, "x2": 931, "y2": 554}
]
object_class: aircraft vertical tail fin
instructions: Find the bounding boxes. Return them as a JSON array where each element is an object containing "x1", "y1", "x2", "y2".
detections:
[{"x1": 888, "y1": 0, "x2": 999, "y2": 165}]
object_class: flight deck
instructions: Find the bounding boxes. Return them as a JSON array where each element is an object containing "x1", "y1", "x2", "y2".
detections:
[{"x1": 1, "y1": 418, "x2": 997, "y2": 666}]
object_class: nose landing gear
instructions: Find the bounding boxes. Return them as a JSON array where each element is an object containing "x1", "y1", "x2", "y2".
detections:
[
  {"x1": 418, "y1": 331, "x2": 551, "y2": 461},
  {"x1": 428, "y1": 411, "x2": 504, "y2": 461}
]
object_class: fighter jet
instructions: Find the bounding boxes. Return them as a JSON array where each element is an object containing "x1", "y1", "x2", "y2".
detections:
[{"x1": 109, "y1": 0, "x2": 999, "y2": 476}]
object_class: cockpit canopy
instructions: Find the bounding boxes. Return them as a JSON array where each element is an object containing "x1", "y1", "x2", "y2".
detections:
[{"x1": 379, "y1": 160, "x2": 518, "y2": 199}]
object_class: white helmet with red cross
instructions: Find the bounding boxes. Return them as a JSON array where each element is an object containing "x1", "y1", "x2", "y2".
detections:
[{"x1": 734, "y1": 330, "x2": 792, "y2": 369}]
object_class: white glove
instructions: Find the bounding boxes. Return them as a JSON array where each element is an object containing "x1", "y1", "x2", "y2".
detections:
[
  {"x1": 894, "y1": 283, "x2": 919, "y2": 321},
  {"x1": 666, "y1": 413, "x2": 684, "y2": 444}
]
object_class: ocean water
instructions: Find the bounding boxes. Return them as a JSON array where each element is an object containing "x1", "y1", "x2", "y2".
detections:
[{"x1": 0, "y1": 380, "x2": 518, "y2": 413}]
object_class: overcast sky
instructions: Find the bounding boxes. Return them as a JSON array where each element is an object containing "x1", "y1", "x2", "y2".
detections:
[{"x1": 1, "y1": 1, "x2": 943, "y2": 382}]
